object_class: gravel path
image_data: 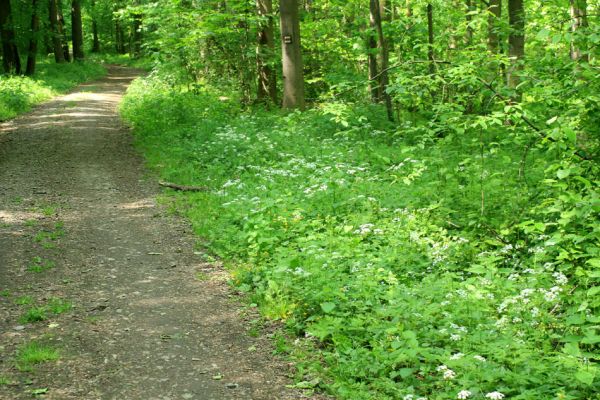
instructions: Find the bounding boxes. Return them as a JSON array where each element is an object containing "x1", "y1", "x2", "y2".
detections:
[{"x1": 0, "y1": 66, "x2": 316, "y2": 400}]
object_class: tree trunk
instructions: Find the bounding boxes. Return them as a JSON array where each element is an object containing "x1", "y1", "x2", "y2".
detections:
[
  {"x1": 371, "y1": 0, "x2": 394, "y2": 121},
  {"x1": 570, "y1": 0, "x2": 589, "y2": 62},
  {"x1": 71, "y1": 0, "x2": 84, "y2": 61},
  {"x1": 91, "y1": 0, "x2": 100, "y2": 52},
  {"x1": 280, "y1": 0, "x2": 305, "y2": 110},
  {"x1": 0, "y1": 0, "x2": 21, "y2": 74},
  {"x1": 26, "y1": 0, "x2": 40, "y2": 76},
  {"x1": 427, "y1": 3, "x2": 435, "y2": 75},
  {"x1": 368, "y1": 0, "x2": 380, "y2": 102},
  {"x1": 487, "y1": 0, "x2": 501, "y2": 53},
  {"x1": 132, "y1": 13, "x2": 142, "y2": 57},
  {"x1": 256, "y1": 0, "x2": 277, "y2": 104},
  {"x1": 465, "y1": 0, "x2": 474, "y2": 45},
  {"x1": 507, "y1": 0, "x2": 525, "y2": 90},
  {"x1": 57, "y1": 0, "x2": 70, "y2": 62},
  {"x1": 115, "y1": 20, "x2": 126, "y2": 54}
]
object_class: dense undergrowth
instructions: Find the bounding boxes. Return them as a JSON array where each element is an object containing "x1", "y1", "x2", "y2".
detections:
[
  {"x1": 121, "y1": 74, "x2": 598, "y2": 399},
  {"x1": 0, "y1": 59, "x2": 106, "y2": 121}
]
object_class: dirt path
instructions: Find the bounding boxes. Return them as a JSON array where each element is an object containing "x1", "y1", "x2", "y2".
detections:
[{"x1": 0, "y1": 66, "x2": 315, "y2": 400}]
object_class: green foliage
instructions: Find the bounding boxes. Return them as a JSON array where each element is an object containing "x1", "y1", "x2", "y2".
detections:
[
  {"x1": 15, "y1": 342, "x2": 59, "y2": 372},
  {"x1": 0, "y1": 60, "x2": 105, "y2": 121},
  {"x1": 19, "y1": 298, "x2": 73, "y2": 324},
  {"x1": 122, "y1": 70, "x2": 599, "y2": 398}
]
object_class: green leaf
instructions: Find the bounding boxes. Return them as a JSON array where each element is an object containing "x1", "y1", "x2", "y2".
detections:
[
  {"x1": 546, "y1": 116, "x2": 558, "y2": 125},
  {"x1": 575, "y1": 370, "x2": 595, "y2": 386},
  {"x1": 557, "y1": 169, "x2": 571, "y2": 179},
  {"x1": 563, "y1": 342, "x2": 581, "y2": 357},
  {"x1": 587, "y1": 286, "x2": 600, "y2": 297},
  {"x1": 320, "y1": 302, "x2": 336, "y2": 313}
]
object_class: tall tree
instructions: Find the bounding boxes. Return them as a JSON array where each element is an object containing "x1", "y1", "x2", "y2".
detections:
[
  {"x1": 487, "y1": 0, "x2": 501, "y2": 53},
  {"x1": 427, "y1": 3, "x2": 435, "y2": 75},
  {"x1": 26, "y1": 0, "x2": 40, "y2": 75},
  {"x1": 91, "y1": 0, "x2": 100, "y2": 52},
  {"x1": 465, "y1": 0, "x2": 474, "y2": 45},
  {"x1": 49, "y1": 0, "x2": 65, "y2": 63},
  {"x1": 0, "y1": 0, "x2": 21, "y2": 74},
  {"x1": 256, "y1": 0, "x2": 277, "y2": 104},
  {"x1": 132, "y1": 11, "x2": 143, "y2": 58},
  {"x1": 72, "y1": 0, "x2": 84, "y2": 61},
  {"x1": 57, "y1": 0, "x2": 70, "y2": 62},
  {"x1": 507, "y1": 0, "x2": 525, "y2": 90},
  {"x1": 370, "y1": 0, "x2": 393, "y2": 121},
  {"x1": 280, "y1": 0, "x2": 305, "y2": 109},
  {"x1": 368, "y1": 0, "x2": 380, "y2": 102},
  {"x1": 570, "y1": 0, "x2": 589, "y2": 62}
]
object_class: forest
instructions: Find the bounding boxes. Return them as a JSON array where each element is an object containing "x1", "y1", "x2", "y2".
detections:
[{"x1": 0, "y1": 0, "x2": 599, "y2": 399}]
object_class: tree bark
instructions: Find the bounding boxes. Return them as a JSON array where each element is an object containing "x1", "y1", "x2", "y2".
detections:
[
  {"x1": 507, "y1": 0, "x2": 525, "y2": 90},
  {"x1": 26, "y1": 0, "x2": 40, "y2": 76},
  {"x1": 256, "y1": 0, "x2": 277, "y2": 104},
  {"x1": 427, "y1": 3, "x2": 435, "y2": 75},
  {"x1": 115, "y1": 19, "x2": 127, "y2": 54},
  {"x1": 280, "y1": 0, "x2": 305, "y2": 110},
  {"x1": 57, "y1": 0, "x2": 70, "y2": 62},
  {"x1": 91, "y1": 0, "x2": 100, "y2": 52},
  {"x1": 465, "y1": 0, "x2": 474, "y2": 45},
  {"x1": 0, "y1": 0, "x2": 21, "y2": 74},
  {"x1": 71, "y1": 0, "x2": 84, "y2": 61},
  {"x1": 370, "y1": 0, "x2": 394, "y2": 121},
  {"x1": 132, "y1": 13, "x2": 143, "y2": 57},
  {"x1": 570, "y1": 0, "x2": 589, "y2": 62},
  {"x1": 368, "y1": 0, "x2": 380, "y2": 102},
  {"x1": 487, "y1": 0, "x2": 501, "y2": 53}
]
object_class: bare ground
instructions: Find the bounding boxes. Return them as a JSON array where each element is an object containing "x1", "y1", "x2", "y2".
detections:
[{"x1": 0, "y1": 66, "x2": 322, "y2": 400}]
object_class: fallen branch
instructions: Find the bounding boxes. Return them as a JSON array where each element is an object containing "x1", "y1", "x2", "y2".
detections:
[{"x1": 158, "y1": 181, "x2": 209, "y2": 192}]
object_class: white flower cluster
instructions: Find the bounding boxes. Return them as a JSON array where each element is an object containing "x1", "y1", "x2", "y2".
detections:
[
  {"x1": 485, "y1": 391, "x2": 505, "y2": 399},
  {"x1": 457, "y1": 390, "x2": 472, "y2": 399}
]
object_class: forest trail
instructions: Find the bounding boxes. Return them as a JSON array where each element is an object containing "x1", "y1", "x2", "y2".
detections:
[{"x1": 0, "y1": 66, "x2": 314, "y2": 400}]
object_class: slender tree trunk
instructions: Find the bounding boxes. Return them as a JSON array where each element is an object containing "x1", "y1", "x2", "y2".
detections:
[
  {"x1": 371, "y1": 0, "x2": 394, "y2": 121},
  {"x1": 256, "y1": 0, "x2": 277, "y2": 104},
  {"x1": 0, "y1": 0, "x2": 21, "y2": 74},
  {"x1": 26, "y1": 0, "x2": 40, "y2": 76},
  {"x1": 487, "y1": 0, "x2": 501, "y2": 53},
  {"x1": 368, "y1": 0, "x2": 380, "y2": 102},
  {"x1": 71, "y1": 0, "x2": 84, "y2": 61},
  {"x1": 427, "y1": 3, "x2": 435, "y2": 75},
  {"x1": 132, "y1": 13, "x2": 142, "y2": 57},
  {"x1": 91, "y1": 0, "x2": 100, "y2": 52},
  {"x1": 115, "y1": 20, "x2": 126, "y2": 54},
  {"x1": 507, "y1": 0, "x2": 525, "y2": 90},
  {"x1": 280, "y1": 0, "x2": 305, "y2": 110},
  {"x1": 57, "y1": 0, "x2": 70, "y2": 62},
  {"x1": 465, "y1": 0, "x2": 474, "y2": 45},
  {"x1": 570, "y1": 0, "x2": 589, "y2": 62}
]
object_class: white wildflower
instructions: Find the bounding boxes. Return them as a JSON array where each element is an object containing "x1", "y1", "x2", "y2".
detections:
[
  {"x1": 485, "y1": 392, "x2": 505, "y2": 400},
  {"x1": 443, "y1": 369, "x2": 457, "y2": 380},
  {"x1": 436, "y1": 364, "x2": 448, "y2": 372},
  {"x1": 450, "y1": 352, "x2": 464, "y2": 360},
  {"x1": 473, "y1": 355, "x2": 486, "y2": 362},
  {"x1": 450, "y1": 334, "x2": 461, "y2": 341},
  {"x1": 553, "y1": 272, "x2": 568, "y2": 285},
  {"x1": 457, "y1": 390, "x2": 472, "y2": 399}
]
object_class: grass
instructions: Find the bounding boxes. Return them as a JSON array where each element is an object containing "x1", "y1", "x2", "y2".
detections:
[
  {"x1": 33, "y1": 222, "x2": 65, "y2": 249},
  {"x1": 19, "y1": 307, "x2": 48, "y2": 323},
  {"x1": 0, "y1": 58, "x2": 106, "y2": 121},
  {"x1": 27, "y1": 257, "x2": 56, "y2": 273},
  {"x1": 0, "y1": 375, "x2": 10, "y2": 385},
  {"x1": 14, "y1": 295, "x2": 33, "y2": 305},
  {"x1": 15, "y1": 342, "x2": 59, "y2": 372},
  {"x1": 19, "y1": 298, "x2": 72, "y2": 324}
]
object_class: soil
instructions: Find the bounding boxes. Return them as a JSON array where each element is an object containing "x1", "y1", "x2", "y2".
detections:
[{"x1": 0, "y1": 66, "x2": 324, "y2": 400}]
